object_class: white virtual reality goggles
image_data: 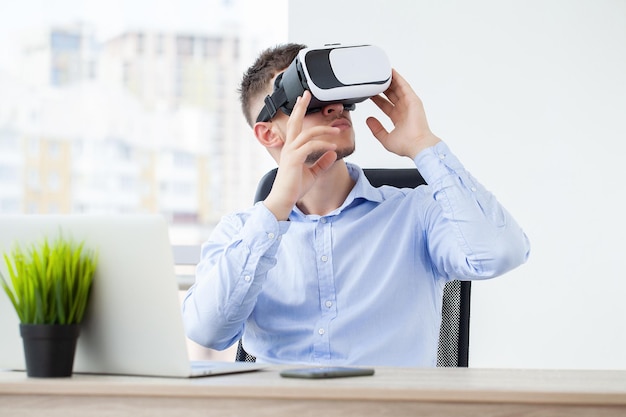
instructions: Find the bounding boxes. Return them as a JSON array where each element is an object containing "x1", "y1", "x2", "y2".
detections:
[{"x1": 256, "y1": 44, "x2": 392, "y2": 123}]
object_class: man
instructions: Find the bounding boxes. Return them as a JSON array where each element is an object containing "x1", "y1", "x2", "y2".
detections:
[{"x1": 182, "y1": 43, "x2": 530, "y2": 366}]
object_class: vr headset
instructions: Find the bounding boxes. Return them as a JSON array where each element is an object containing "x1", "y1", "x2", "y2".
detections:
[{"x1": 256, "y1": 44, "x2": 392, "y2": 123}]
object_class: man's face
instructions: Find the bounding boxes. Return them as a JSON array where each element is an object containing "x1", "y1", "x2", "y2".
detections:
[{"x1": 252, "y1": 71, "x2": 356, "y2": 164}]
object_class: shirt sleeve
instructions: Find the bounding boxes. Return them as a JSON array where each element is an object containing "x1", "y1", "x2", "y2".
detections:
[
  {"x1": 414, "y1": 141, "x2": 530, "y2": 281},
  {"x1": 181, "y1": 202, "x2": 290, "y2": 350}
]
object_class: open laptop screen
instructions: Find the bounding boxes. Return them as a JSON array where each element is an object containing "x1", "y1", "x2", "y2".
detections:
[{"x1": 0, "y1": 214, "x2": 213, "y2": 377}]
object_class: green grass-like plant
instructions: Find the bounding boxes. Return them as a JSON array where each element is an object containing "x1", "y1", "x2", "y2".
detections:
[{"x1": 0, "y1": 235, "x2": 98, "y2": 325}]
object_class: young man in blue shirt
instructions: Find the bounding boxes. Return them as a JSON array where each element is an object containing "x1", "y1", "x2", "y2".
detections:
[{"x1": 182, "y1": 43, "x2": 530, "y2": 366}]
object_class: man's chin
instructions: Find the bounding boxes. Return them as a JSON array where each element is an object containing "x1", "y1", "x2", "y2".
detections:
[{"x1": 305, "y1": 147, "x2": 355, "y2": 165}]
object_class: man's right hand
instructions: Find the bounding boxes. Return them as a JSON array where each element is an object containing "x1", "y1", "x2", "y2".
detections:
[{"x1": 263, "y1": 91, "x2": 340, "y2": 221}]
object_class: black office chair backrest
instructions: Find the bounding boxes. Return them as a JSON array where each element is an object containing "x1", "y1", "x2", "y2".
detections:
[{"x1": 238, "y1": 168, "x2": 471, "y2": 367}]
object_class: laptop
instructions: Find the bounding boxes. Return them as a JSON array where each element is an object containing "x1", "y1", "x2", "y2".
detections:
[{"x1": 0, "y1": 214, "x2": 264, "y2": 378}]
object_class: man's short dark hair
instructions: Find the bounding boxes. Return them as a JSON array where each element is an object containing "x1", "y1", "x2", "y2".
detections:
[{"x1": 238, "y1": 43, "x2": 306, "y2": 127}]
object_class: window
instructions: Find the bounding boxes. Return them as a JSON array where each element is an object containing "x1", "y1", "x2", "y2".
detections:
[
  {"x1": 155, "y1": 33, "x2": 164, "y2": 55},
  {"x1": 176, "y1": 36, "x2": 194, "y2": 57},
  {"x1": 48, "y1": 142, "x2": 61, "y2": 159},
  {"x1": 136, "y1": 33, "x2": 144, "y2": 55},
  {"x1": 0, "y1": 0, "x2": 286, "y2": 246}
]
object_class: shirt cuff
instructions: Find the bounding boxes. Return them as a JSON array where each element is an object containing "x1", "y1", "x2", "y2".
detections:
[
  {"x1": 240, "y1": 202, "x2": 290, "y2": 253},
  {"x1": 413, "y1": 142, "x2": 465, "y2": 186}
]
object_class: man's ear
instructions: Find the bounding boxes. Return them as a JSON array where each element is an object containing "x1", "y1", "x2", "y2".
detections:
[{"x1": 253, "y1": 122, "x2": 284, "y2": 149}]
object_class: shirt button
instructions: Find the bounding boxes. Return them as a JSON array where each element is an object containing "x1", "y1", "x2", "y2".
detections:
[
  {"x1": 325, "y1": 300, "x2": 333, "y2": 308},
  {"x1": 321, "y1": 255, "x2": 328, "y2": 262},
  {"x1": 318, "y1": 328, "x2": 325, "y2": 335},
  {"x1": 267, "y1": 232, "x2": 275, "y2": 239},
  {"x1": 320, "y1": 218, "x2": 327, "y2": 224},
  {"x1": 439, "y1": 153, "x2": 446, "y2": 160},
  {"x1": 244, "y1": 275, "x2": 251, "y2": 282},
  {"x1": 470, "y1": 186, "x2": 477, "y2": 192}
]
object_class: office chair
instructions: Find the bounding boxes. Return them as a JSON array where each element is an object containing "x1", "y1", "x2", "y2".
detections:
[{"x1": 236, "y1": 168, "x2": 471, "y2": 367}]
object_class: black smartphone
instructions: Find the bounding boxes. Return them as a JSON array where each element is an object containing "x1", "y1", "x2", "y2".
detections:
[{"x1": 279, "y1": 366, "x2": 375, "y2": 379}]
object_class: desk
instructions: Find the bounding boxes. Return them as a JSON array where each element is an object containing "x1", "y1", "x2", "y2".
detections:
[{"x1": 1, "y1": 367, "x2": 625, "y2": 417}]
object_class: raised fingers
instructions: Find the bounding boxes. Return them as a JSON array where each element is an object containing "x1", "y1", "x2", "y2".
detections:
[
  {"x1": 370, "y1": 94, "x2": 395, "y2": 117},
  {"x1": 387, "y1": 69, "x2": 411, "y2": 98},
  {"x1": 285, "y1": 91, "x2": 311, "y2": 144}
]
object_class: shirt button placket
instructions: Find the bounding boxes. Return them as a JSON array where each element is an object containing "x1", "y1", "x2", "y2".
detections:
[{"x1": 313, "y1": 216, "x2": 334, "y2": 361}]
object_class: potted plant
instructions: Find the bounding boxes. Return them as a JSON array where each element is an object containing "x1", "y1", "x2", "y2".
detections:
[{"x1": 0, "y1": 234, "x2": 98, "y2": 377}]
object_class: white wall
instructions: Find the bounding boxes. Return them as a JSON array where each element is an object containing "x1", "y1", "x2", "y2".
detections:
[{"x1": 289, "y1": 0, "x2": 626, "y2": 369}]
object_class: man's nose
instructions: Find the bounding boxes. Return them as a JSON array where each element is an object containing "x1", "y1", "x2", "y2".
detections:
[{"x1": 321, "y1": 102, "x2": 345, "y2": 117}]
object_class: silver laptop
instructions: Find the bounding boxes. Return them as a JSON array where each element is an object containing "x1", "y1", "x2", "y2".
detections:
[{"x1": 0, "y1": 214, "x2": 263, "y2": 378}]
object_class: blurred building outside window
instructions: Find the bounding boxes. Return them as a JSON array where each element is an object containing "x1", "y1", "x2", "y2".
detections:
[{"x1": 0, "y1": 0, "x2": 286, "y2": 246}]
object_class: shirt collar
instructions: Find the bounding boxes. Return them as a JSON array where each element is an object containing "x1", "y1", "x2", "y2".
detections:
[
  {"x1": 291, "y1": 162, "x2": 384, "y2": 219},
  {"x1": 345, "y1": 163, "x2": 386, "y2": 205}
]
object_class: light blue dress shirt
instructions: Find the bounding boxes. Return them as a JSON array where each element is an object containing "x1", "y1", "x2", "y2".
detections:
[{"x1": 182, "y1": 142, "x2": 530, "y2": 367}]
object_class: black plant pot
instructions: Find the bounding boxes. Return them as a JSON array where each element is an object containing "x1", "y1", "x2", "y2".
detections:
[{"x1": 19, "y1": 323, "x2": 81, "y2": 378}]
